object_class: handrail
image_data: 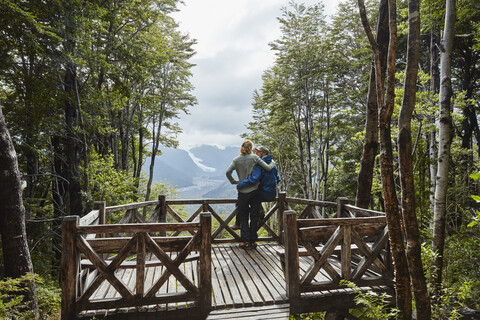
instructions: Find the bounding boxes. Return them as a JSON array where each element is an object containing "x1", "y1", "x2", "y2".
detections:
[
  {"x1": 80, "y1": 193, "x2": 387, "y2": 245},
  {"x1": 60, "y1": 213, "x2": 212, "y2": 320},
  {"x1": 282, "y1": 210, "x2": 393, "y2": 314}
]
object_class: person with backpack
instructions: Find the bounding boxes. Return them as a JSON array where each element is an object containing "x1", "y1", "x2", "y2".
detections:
[{"x1": 236, "y1": 146, "x2": 280, "y2": 232}]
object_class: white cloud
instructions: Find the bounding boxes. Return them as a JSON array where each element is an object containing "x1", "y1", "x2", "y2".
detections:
[{"x1": 173, "y1": 0, "x2": 342, "y2": 149}]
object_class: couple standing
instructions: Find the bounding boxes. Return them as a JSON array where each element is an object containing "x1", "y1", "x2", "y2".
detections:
[{"x1": 225, "y1": 139, "x2": 280, "y2": 250}]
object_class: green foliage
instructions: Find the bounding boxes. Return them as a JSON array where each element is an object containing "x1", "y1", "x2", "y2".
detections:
[
  {"x1": 0, "y1": 274, "x2": 60, "y2": 320},
  {"x1": 423, "y1": 238, "x2": 480, "y2": 316},
  {"x1": 83, "y1": 151, "x2": 138, "y2": 206},
  {"x1": 445, "y1": 233, "x2": 480, "y2": 310},
  {"x1": 341, "y1": 280, "x2": 399, "y2": 319},
  {"x1": 290, "y1": 312, "x2": 325, "y2": 319},
  {"x1": 246, "y1": 0, "x2": 375, "y2": 200}
]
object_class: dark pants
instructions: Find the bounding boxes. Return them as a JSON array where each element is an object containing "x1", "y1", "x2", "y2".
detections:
[{"x1": 237, "y1": 189, "x2": 261, "y2": 243}]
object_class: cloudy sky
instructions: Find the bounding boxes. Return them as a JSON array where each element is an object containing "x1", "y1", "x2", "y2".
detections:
[{"x1": 173, "y1": 0, "x2": 342, "y2": 150}]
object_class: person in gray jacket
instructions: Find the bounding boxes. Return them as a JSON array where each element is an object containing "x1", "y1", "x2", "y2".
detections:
[{"x1": 226, "y1": 139, "x2": 274, "y2": 249}]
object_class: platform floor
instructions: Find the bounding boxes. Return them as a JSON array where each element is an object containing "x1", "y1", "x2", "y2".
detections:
[{"x1": 79, "y1": 243, "x2": 388, "y2": 319}]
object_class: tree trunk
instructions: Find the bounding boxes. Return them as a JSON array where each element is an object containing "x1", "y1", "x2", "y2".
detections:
[
  {"x1": 428, "y1": 31, "x2": 439, "y2": 212},
  {"x1": 146, "y1": 111, "x2": 163, "y2": 201},
  {"x1": 432, "y1": 0, "x2": 455, "y2": 303},
  {"x1": 64, "y1": 45, "x2": 83, "y2": 216},
  {"x1": 398, "y1": 0, "x2": 431, "y2": 318},
  {"x1": 357, "y1": 0, "x2": 412, "y2": 317},
  {"x1": 355, "y1": 0, "x2": 389, "y2": 209},
  {"x1": 0, "y1": 107, "x2": 38, "y2": 315}
]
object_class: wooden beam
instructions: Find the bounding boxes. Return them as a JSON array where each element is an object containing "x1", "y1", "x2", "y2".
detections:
[
  {"x1": 199, "y1": 212, "x2": 212, "y2": 316},
  {"x1": 284, "y1": 210, "x2": 300, "y2": 313},
  {"x1": 61, "y1": 216, "x2": 79, "y2": 320}
]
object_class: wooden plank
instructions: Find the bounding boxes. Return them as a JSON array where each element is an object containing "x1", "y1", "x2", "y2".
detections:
[
  {"x1": 229, "y1": 246, "x2": 266, "y2": 306},
  {"x1": 299, "y1": 223, "x2": 385, "y2": 245},
  {"x1": 344, "y1": 204, "x2": 385, "y2": 217},
  {"x1": 302, "y1": 278, "x2": 393, "y2": 292},
  {"x1": 80, "y1": 210, "x2": 99, "y2": 226},
  {"x1": 143, "y1": 254, "x2": 156, "y2": 293},
  {"x1": 285, "y1": 197, "x2": 336, "y2": 207},
  {"x1": 81, "y1": 254, "x2": 199, "y2": 269},
  {"x1": 217, "y1": 246, "x2": 252, "y2": 307},
  {"x1": 210, "y1": 249, "x2": 228, "y2": 308},
  {"x1": 243, "y1": 245, "x2": 288, "y2": 302},
  {"x1": 298, "y1": 216, "x2": 386, "y2": 227},
  {"x1": 79, "y1": 291, "x2": 198, "y2": 311},
  {"x1": 207, "y1": 303, "x2": 290, "y2": 320},
  {"x1": 105, "y1": 201, "x2": 159, "y2": 213},
  {"x1": 77, "y1": 222, "x2": 200, "y2": 235},
  {"x1": 259, "y1": 244, "x2": 289, "y2": 284},
  {"x1": 121, "y1": 268, "x2": 135, "y2": 298},
  {"x1": 230, "y1": 246, "x2": 269, "y2": 305},
  {"x1": 211, "y1": 247, "x2": 234, "y2": 308},
  {"x1": 85, "y1": 236, "x2": 196, "y2": 254},
  {"x1": 166, "y1": 198, "x2": 237, "y2": 205}
]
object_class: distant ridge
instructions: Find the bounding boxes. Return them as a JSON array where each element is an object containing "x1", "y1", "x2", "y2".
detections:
[{"x1": 143, "y1": 145, "x2": 239, "y2": 198}]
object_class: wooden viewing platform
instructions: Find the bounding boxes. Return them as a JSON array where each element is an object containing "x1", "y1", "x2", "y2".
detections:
[{"x1": 61, "y1": 194, "x2": 395, "y2": 319}]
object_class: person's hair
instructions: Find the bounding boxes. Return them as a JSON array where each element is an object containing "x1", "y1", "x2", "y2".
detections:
[{"x1": 240, "y1": 139, "x2": 253, "y2": 155}]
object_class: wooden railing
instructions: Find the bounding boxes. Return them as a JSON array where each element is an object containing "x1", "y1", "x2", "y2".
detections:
[
  {"x1": 61, "y1": 193, "x2": 391, "y2": 318},
  {"x1": 73, "y1": 194, "x2": 378, "y2": 246},
  {"x1": 60, "y1": 212, "x2": 212, "y2": 320},
  {"x1": 281, "y1": 208, "x2": 393, "y2": 314}
]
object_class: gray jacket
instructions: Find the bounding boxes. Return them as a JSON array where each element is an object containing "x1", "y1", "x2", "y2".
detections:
[{"x1": 226, "y1": 154, "x2": 274, "y2": 193}]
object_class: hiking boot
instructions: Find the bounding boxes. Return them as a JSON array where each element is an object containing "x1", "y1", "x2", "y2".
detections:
[
  {"x1": 239, "y1": 242, "x2": 250, "y2": 249},
  {"x1": 249, "y1": 242, "x2": 257, "y2": 249},
  {"x1": 230, "y1": 224, "x2": 240, "y2": 230}
]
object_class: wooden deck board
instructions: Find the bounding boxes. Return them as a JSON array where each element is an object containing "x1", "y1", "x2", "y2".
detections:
[
  {"x1": 211, "y1": 246, "x2": 236, "y2": 308},
  {"x1": 207, "y1": 303, "x2": 290, "y2": 320},
  {"x1": 217, "y1": 245, "x2": 253, "y2": 307},
  {"x1": 229, "y1": 245, "x2": 267, "y2": 305},
  {"x1": 242, "y1": 245, "x2": 288, "y2": 302},
  {"x1": 79, "y1": 243, "x2": 392, "y2": 319},
  {"x1": 210, "y1": 250, "x2": 228, "y2": 308}
]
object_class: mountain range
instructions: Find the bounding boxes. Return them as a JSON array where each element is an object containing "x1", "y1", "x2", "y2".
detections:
[{"x1": 143, "y1": 145, "x2": 240, "y2": 199}]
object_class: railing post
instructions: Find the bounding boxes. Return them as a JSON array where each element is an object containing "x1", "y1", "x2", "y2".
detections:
[
  {"x1": 278, "y1": 192, "x2": 287, "y2": 244},
  {"x1": 94, "y1": 201, "x2": 106, "y2": 239},
  {"x1": 284, "y1": 210, "x2": 300, "y2": 314},
  {"x1": 158, "y1": 194, "x2": 167, "y2": 236},
  {"x1": 342, "y1": 225, "x2": 352, "y2": 280},
  {"x1": 61, "y1": 216, "x2": 79, "y2": 320},
  {"x1": 336, "y1": 197, "x2": 349, "y2": 218},
  {"x1": 199, "y1": 212, "x2": 212, "y2": 317},
  {"x1": 159, "y1": 195, "x2": 167, "y2": 222},
  {"x1": 94, "y1": 201, "x2": 106, "y2": 225}
]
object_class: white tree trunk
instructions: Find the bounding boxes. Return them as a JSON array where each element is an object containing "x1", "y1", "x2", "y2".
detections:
[{"x1": 432, "y1": 0, "x2": 456, "y2": 296}]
